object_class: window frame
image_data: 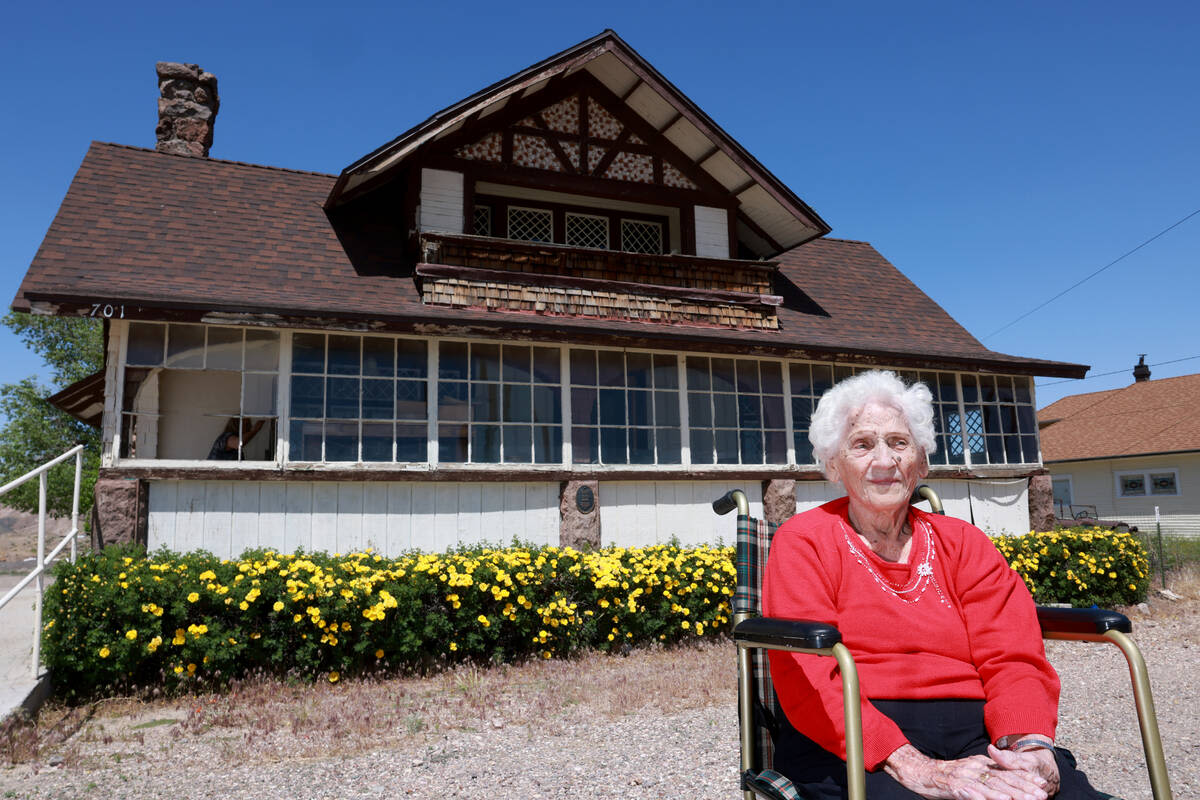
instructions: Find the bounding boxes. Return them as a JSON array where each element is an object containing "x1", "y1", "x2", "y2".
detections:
[
  {"x1": 1114, "y1": 468, "x2": 1180, "y2": 498},
  {"x1": 475, "y1": 193, "x2": 669, "y2": 253},
  {"x1": 109, "y1": 321, "x2": 1045, "y2": 472}
]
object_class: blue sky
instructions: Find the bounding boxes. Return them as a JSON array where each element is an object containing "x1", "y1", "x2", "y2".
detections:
[{"x1": 2, "y1": 1, "x2": 1197, "y2": 410}]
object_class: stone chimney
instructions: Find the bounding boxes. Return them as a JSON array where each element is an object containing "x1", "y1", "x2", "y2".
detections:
[
  {"x1": 155, "y1": 62, "x2": 219, "y2": 157},
  {"x1": 1133, "y1": 354, "x2": 1151, "y2": 383}
]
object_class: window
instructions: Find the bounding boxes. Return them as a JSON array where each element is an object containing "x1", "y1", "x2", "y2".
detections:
[
  {"x1": 506, "y1": 206, "x2": 553, "y2": 243},
  {"x1": 621, "y1": 219, "x2": 663, "y2": 254},
  {"x1": 565, "y1": 212, "x2": 609, "y2": 249},
  {"x1": 789, "y1": 363, "x2": 834, "y2": 464},
  {"x1": 570, "y1": 349, "x2": 680, "y2": 465},
  {"x1": 1116, "y1": 469, "x2": 1179, "y2": 498},
  {"x1": 288, "y1": 334, "x2": 428, "y2": 462},
  {"x1": 472, "y1": 205, "x2": 492, "y2": 236},
  {"x1": 437, "y1": 342, "x2": 562, "y2": 464},
  {"x1": 1051, "y1": 476, "x2": 1073, "y2": 510},
  {"x1": 958, "y1": 375, "x2": 1039, "y2": 466},
  {"x1": 477, "y1": 194, "x2": 668, "y2": 254},
  {"x1": 120, "y1": 323, "x2": 279, "y2": 461},
  {"x1": 687, "y1": 357, "x2": 787, "y2": 465}
]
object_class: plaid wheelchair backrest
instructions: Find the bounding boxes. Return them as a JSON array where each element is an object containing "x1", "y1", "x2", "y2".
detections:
[{"x1": 734, "y1": 513, "x2": 785, "y2": 774}]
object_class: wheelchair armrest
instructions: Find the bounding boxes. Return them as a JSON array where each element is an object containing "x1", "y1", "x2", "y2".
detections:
[
  {"x1": 734, "y1": 616, "x2": 843, "y2": 650},
  {"x1": 1036, "y1": 605, "x2": 1132, "y2": 635}
]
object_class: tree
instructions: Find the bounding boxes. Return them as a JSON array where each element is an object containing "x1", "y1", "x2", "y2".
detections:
[{"x1": 0, "y1": 313, "x2": 103, "y2": 518}]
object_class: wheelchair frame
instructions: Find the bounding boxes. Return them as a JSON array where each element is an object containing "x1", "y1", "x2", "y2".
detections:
[{"x1": 714, "y1": 486, "x2": 1172, "y2": 800}]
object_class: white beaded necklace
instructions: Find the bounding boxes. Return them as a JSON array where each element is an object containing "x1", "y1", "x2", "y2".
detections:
[{"x1": 839, "y1": 515, "x2": 949, "y2": 606}]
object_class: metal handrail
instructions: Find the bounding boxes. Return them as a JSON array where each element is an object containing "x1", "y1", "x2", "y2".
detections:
[{"x1": 0, "y1": 444, "x2": 85, "y2": 677}]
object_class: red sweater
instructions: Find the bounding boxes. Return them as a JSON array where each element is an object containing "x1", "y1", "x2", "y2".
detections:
[{"x1": 763, "y1": 498, "x2": 1059, "y2": 770}]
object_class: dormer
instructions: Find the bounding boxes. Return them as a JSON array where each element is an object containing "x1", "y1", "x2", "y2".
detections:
[{"x1": 325, "y1": 31, "x2": 830, "y2": 331}]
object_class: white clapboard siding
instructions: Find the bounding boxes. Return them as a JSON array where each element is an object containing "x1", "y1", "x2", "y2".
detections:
[
  {"x1": 794, "y1": 478, "x2": 1031, "y2": 537},
  {"x1": 694, "y1": 205, "x2": 730, "y2": 258},
  {"x1": 418, "y1": 168, "x2": 464, "y2": 233},
  {"x1": 599, "y1": 480, "x2": 764, "y2": 547},
  {"x1": 148, "y1": 480, "x2": 559, "y2": 559}
]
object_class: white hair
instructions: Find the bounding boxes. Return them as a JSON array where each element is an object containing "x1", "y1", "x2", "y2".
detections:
[{"x1": 808, "y1": 370, "x2": 937, "y2": 477}]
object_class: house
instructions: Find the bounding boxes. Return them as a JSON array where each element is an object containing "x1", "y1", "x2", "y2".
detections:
[
  {"x1": 1039, "y1": 359, "x2": 1200, "y2": 536},
  {"x1": 13, "y1": 31, "x2": 1086, "y2": 558}
]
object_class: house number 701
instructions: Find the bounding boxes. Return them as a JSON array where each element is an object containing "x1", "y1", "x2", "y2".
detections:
[{"x1": 89, "y1": 303, "x2": 125, "y2": 318}]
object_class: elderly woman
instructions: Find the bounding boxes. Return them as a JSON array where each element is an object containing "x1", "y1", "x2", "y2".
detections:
[{"x1": 764, "y1": 371, "x2": 1104, "y2": 800}]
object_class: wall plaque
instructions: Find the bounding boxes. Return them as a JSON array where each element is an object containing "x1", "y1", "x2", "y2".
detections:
[{"x1": 576, "y1": 485, "x2": 595, "y2": 514}]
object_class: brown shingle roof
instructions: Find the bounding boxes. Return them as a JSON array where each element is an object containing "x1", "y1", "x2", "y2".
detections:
[
  {"x1": 14, "y1": 143, "x2": 1085, "y2": 378},
  {"x1": 1038, "y1": 373, "x2": 1200, "y2": 461}
]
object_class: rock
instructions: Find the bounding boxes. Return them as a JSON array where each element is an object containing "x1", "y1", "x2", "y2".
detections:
[
  {"x1": 559, "y1": 480, "x2": 600, "y2": 549},
  {"x1": 762, "y1": 479, "x2": 797, "y2": 525},
  {"x1": 1157, "y1": 588, "x2": 1182, "y2": 601}
]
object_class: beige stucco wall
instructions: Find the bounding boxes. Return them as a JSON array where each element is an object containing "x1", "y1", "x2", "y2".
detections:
[{"x1": 1047, "y1": 452, "x2": 1200, "y2": 536}]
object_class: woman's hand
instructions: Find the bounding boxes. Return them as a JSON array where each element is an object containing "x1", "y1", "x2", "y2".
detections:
[
  {"x1": 988, "y1": 744, "x2": 1060, "y2": 797},
  {"x1": 883, "y1": 743, "x2": 1050, "y2": 800}
]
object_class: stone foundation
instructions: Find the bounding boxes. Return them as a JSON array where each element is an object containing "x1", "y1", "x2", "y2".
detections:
[
  {"x1": 762, "y1": 478, "x2": 797, "y2": 526},
  {"x1": 1027, "y1": 474, "x2": 1055, "y2": 532},
  {"x1": 90, "y1": 478, "x2": 148, "y2": 550},
  {"x1": 559, "y1": 480, "x2": 600, "y2": 549}
]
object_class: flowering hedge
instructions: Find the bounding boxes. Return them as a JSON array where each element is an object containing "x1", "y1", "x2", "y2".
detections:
[
  {"x1": 989, "y1": 526, "x2": 1150, "y2": 608},
  {"x1": 44, "y1": 543, "x2": 735, "y2": 697},
  {"x1": 44, "y1": 526, "x2": 1148, "y2": 697}
]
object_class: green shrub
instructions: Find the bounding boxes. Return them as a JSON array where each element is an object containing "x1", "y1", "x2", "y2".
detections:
[
  {"x1": 43, "y1": 542, "x2": 735, "y2": 698},
  {"x1": 990, "y1": 527, "x2": 1150, "y2": 608}
]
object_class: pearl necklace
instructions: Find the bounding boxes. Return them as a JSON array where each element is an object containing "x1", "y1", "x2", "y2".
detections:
[{"x1": 839, "y1": 515, "x2": 949, "y2": 606}]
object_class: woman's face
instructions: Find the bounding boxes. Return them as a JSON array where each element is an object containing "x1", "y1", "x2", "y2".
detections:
[{"x1": 827, "y1": 400, "x2": 927, "y2": 515}]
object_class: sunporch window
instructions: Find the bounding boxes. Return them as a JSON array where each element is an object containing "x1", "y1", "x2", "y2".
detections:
[{"x1": 120, "y1": 323, "x2": 279, "y2": 461}]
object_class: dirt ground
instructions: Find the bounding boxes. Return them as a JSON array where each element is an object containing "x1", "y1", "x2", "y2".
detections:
[{"x1": 0, "y1": 508, "x2": 74, "y2": 570}]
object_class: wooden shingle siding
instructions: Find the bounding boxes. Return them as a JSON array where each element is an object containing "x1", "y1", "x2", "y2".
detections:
[
  {"x1": 418, "y1": 168, "x2": 465, "y2": 234},
  {"x1": 148, "y1": 480, "x2": 560, "y2": 558},
  {"x1": 693, "y1": 205, "x2": 730, "y2": 258},
  {"x1": 421, "y1": 276, "x2": 777, "y2": 329}
]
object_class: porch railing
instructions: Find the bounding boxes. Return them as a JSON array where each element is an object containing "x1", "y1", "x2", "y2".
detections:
[{"x1": 0, "y1": 444, "x2": 85, "y2": 678}]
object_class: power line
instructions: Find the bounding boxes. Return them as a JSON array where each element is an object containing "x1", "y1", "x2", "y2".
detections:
[
  {"x1": 1036, "y1": 354, "x2": 1200, "y2": 388},
  {"x1": 984, "y1": 207, "x2": 1200, "y2": 340}
]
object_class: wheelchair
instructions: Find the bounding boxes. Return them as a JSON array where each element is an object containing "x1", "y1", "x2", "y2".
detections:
[{"x1": 713, "y1": 486, "x2": 1172, "y2": 800}]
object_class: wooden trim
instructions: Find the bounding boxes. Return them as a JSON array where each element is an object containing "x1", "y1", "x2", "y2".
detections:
[
  {"x1": 590, "y1": 128, "x2": 631, "y2": 177},
  {"x1": 25, "y1": 296, "x2": 1089, "y2": 379},
  {"x1": 421, "y1": 231, "x2": 779, "y2": 273},
  {"x1": 736, "y1": 210, "x2": 783, "y2": 254},
  {"x1": 657, "y1": 111, "x2": 683, "y2": 133},
  {"x1": 415, "y1": 263, "x2": 784, "y2": 308},
  {"x1": 529, "y1": 115, "x2": 580, "y2": 174},
  {"x1": 100, "y1": 464, "x2": 1042, "y2": 483},
  {"x1": 429, "y1": 154, "x2": 728, "y2": 207},
  {"x1": 620, "y1": 79, "x2": 643, "y2": 102}
]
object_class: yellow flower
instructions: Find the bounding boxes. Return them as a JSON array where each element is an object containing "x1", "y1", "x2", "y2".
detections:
[
  {"x1": 187, "y1": 592, "x2": 200, "y2": 603},
  {"x1": 328, "y1": 671, "x2": 340, "y2": 683},
  {"x1": 375, "y1": 649, "x2": 384, "y2": 659},
  {"x1": 187, "y1": 663, "x2": 197, "y2": 674},
  {"x1": 125, "y1": 629, "x2": 138, "y2": 641},
  {"x1": 477, "y1": 614, "x2": 490, "y2": 628},
  {"x1": 98, "y1": 646, "x2": 110, "y2": 658},
  {"x1": 449, "y1": 642, "x2": 458, "y2": 651}
]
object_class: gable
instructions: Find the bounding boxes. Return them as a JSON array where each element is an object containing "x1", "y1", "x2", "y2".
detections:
[
  {"x1": 327, "y1": 31, "x2": 830, "y2": 256},
  {"x1": 440, "y1": 73, "x2": 720, "y2": 201}
]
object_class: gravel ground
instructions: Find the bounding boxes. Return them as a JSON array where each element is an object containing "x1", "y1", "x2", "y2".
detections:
[{"x1": 1, "y1": 595, "x2": 1195, "y2": 800}]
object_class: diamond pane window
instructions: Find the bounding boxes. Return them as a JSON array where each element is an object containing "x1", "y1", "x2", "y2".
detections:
[
  {"x1": 621, "y1": 219, "x2": 663, "y2": 254},
  {"x1": 507, "y1": 207, "x2": 553, "y2": 243},
  {"x1": 565, "y1": 213, "x2": 609, "y2": 249},
  {"x1": 473, "y1": 205, "x2": 492, "y2": 236}
]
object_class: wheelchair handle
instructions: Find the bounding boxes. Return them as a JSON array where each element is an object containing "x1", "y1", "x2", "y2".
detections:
[
  {"x1": 713, "y1": 489, "x2": 749, "y2": 516},
  {"x1": 911, "y1": 484, "x2": 945, "y2": 514}
]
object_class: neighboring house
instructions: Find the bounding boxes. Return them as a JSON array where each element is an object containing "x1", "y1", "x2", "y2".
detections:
[
  {"x1": 1038, "y1": 361, "x2": 1200, "y2": 536},
  {"x1": 13, "y1": 32, "x2": 1085, "y2": 557}
]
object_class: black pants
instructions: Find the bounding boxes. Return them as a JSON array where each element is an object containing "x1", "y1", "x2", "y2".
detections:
[{"x1": 773, "y1": 699, "x2": 1105, "y2": 799}]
